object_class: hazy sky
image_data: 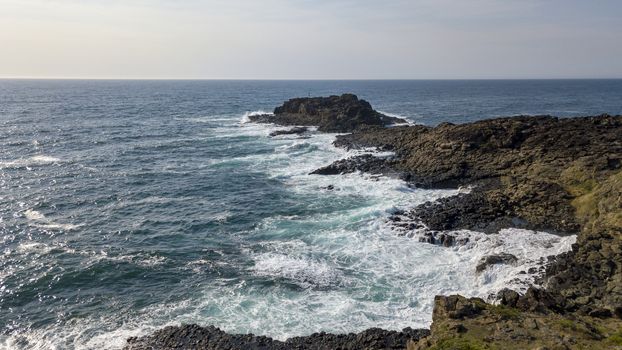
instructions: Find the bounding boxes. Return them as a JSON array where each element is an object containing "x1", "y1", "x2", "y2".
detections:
[{"x1": 1, "y1": 0, "x2": 621, "y2": 79}]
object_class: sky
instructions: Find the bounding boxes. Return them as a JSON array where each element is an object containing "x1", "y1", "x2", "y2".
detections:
[{"x1": 1, "y1": 0, "x2": 621, "y2": 79}]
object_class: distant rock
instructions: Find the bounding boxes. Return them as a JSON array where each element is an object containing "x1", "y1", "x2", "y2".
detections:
[{"x1": 248, "y1": 94, "x2": 407, "y2": 132}]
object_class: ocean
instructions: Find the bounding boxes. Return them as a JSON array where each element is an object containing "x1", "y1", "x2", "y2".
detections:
[{"x1": 1, "y1": 79, "x2": 621, "y2": 349}]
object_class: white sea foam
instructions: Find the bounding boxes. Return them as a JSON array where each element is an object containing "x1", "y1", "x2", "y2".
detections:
[
  {"x1": 16, "y1": 242, "x2": 52, "y2": 255},
  {"x1": 251, "y1": 252, "x2": 345, "y2": 289},
  {"x1": 24, "y1": 209, "x2": 79, "y2": 231},
  {"x1": 378, "y1": 110, "x2": 419, "y2": 125},
  {"x1": 240, "y1": 110, "x2": 272, "y2": 124},
  {"x1": 178, "y1": 115, "x2": 237, "y2": 124},
  {"x1": 0, "y1": 155, "x2": 62, "y2": 169}
]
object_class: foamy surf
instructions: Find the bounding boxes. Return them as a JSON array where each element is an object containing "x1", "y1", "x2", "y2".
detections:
[
  {"x1": 378, "y1": 110, "x2": 420, "y2": 125},
  {"x1": 0, "y1": 155, "x2": 62, "y2": 169},
  {"x1": 240, "y1": 110, "x2": 273, "y2": 124},
  {"x1": 251, "y1": 252, "x2": 346, "y2": 289},
  {"x1": 24, "y1": 209, "x2": 80, "y2": 231}
]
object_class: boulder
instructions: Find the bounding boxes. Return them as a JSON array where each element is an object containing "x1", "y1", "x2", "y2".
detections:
[{"x1": 475, "y1": 253, "x2": 518, "y2": 273}]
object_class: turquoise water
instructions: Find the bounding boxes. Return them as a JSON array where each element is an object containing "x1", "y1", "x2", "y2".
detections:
[{"x1": 0, "y1": 80, "x2": 619, "y2": 349}]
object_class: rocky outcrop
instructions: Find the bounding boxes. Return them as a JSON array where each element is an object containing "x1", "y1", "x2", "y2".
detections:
[
  {"x1": 309, "y1": 154, "x2": 398, "y2": 176},
  {"x1": 269, "y1": 127, "x2": 309, "y2": 137},
  {"x1": 408, "y1": 295, "x2": 622, "y2": 350},
  {"x1": 544, "y1": 170, "x2": 622, "y2": 318},
  {"x1": 124, "y1": 324, "x2": 430, "y2": 350},
  {"x1": 476, "y1": 253, "x2": 518, "y2": 273},
  {"x1": 333, "y1": 115, "x2": 620, "y2": 235},
  {"x1": 325, "y1": 113, "x2": 622, "y2": 349},
  {"x1": 248, "y1": 94, "x2": 407, "y2": 132}
]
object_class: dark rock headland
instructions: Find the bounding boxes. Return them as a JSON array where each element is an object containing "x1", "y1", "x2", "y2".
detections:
[
  {"x1": 326, "y1": 113, "x2": 622, "y2": 349},
  {"x1": 128, "y1": 95, "x2": 622, "y2": 349}
]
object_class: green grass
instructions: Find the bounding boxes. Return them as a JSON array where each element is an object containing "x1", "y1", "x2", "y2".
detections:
[
  {"x1": 607, "y1": 330, "x2": 622, "y2": 346},
  {"x1": 557, "y1": 319, "x2": 577, "y2": 330},
  {"x1": 429, "y1": 337, "x2": 489, "y2": 350},
  {"x1": 489, "y1": 305, "x2": 521, "y2": 320}
]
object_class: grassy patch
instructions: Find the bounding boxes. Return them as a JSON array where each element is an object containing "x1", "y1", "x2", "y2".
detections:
[
  {"x1": 488, "y1": 305, "x2": 521, "y2": 320},
  {"x1": 557, "y1": 319, "x2": 577, "y2": 330},
  {"x1": 429, "y1": 337, "x2": 489, "y2": 350},
  {"x1": 607, "y1": 330, "x2": 622, "y2": 346}
]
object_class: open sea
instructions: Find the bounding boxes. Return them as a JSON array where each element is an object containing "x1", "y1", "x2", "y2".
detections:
[{"x1": 1, "y1": 79, "x2": 621, "y2": 349}]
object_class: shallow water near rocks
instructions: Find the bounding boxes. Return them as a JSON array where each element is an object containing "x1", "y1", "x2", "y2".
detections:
[{"x1": 1, "y1": 80, "x2": 620, "y2": 349}]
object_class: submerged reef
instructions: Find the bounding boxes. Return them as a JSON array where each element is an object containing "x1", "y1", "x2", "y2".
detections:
[{"x1": 128, "y1": 95, "x2": 622, "y2": 349}]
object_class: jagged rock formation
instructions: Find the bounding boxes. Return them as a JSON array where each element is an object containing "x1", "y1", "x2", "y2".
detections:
[
  {"x1": 475, "y1": 253, "x2": 518, "y2": 273},
  {"x1": 248, "y1": 94, "x2": 407, "y2": 132},
  {"x1": 333, "y1": 115, "x2": 620, "y2": 230},
  {"x1": 269, "y1": 126, "x2": 309, "y2": 137},
  {"x1": 325, "y1": 113, "x2": 622, "y2": 348},
  {"x1": 309, "y1": 154, "x2": 397, "y2": 176},
  {"x1": 124, "y1": 324, "x2": 430, "y2": 350}
]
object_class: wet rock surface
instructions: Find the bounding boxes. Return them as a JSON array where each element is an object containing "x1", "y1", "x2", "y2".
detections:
[
  {"x1": 248, "y1": 94, "x2": 407, "y2": 132},
  {"x1": 124, "y1": 324, "x2": 430, "y2": 350},
  {"x1": 269, "y1": 127, "x2": 309, "y2": 137},
  {"x1": 309, "y1": 154, "x2": 398, "y2": 176},
  {"x1": 476, "y1": 253, "x2": 518, "y2": 273}
]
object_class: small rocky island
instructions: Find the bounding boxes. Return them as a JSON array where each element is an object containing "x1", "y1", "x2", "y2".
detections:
[
  {"x1": 248, "y1": 93, "x2": 407, "y2": 132},
  {"x1": 126, "y1": 94, "x2": 622, "y2": 349}
]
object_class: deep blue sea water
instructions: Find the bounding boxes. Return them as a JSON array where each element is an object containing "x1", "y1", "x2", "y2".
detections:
[{"x1": 0, "y1": 80, "x2": 620, "y2": 349}]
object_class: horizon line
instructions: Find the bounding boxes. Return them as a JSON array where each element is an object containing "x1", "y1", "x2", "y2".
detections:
[{"x1": 1, "y1": 77, "x2": 622, "y2": 81}]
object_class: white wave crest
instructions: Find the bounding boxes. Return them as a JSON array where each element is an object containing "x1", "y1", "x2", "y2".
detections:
[
  {"x1": 24, "y1": 209, "x2": 80, "y2": 231},
  {"x1": 0, "y1": 155, "x2": 62, "y2": 169},
  {"x1": 240, "y1": 110, "x2": 272, "y2": 124},
  {"x1": 378, "y1": 110, "x2": 418, "y2": 126}
]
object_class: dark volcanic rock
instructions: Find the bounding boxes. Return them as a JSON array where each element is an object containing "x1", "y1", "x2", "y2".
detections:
[
  {"x1": 333, "y1": 114, "x2": 621, "y2": 187},
  {"x1": 124, "y1": 324, "x2": 430, "y2": 350},
  {"x1": 336, "y1": 115, "x2": 621, "y2": 235},
  {"x1": 410, "y1": 182, "x2": 580, "y2": 234},
  {"x1": 310, "y1": 154, "x2": 398, "y2": 176},
  {"x1": 269, "y1": 127, "x2": 309, "y2": 137},
  {"x1": 417, "y1": 231, "x2": 469, "y2": 247},
  {"x1": 248, "y1": 94, "x2": 407, "y2": 132},
  {"x1": 332, "y1": 113, "x2": 622, "y2": 319},
  {"x1": 434, "y1": 295, "x2": 486, "y2": 320},
  {"x1": 496, "y1": 288, "x2": 521, "y2": 307},
  {"x1": 475, "y1": 253, "x2": 518, "y2": 273}
]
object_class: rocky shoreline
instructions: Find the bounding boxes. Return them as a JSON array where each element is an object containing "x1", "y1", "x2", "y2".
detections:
[
  {"x1": 124, "y1": 325, "x2": 430, "y2": 350},
  {"x1": 127, "y1": 94, "x2": 622, "y2": 349}
]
